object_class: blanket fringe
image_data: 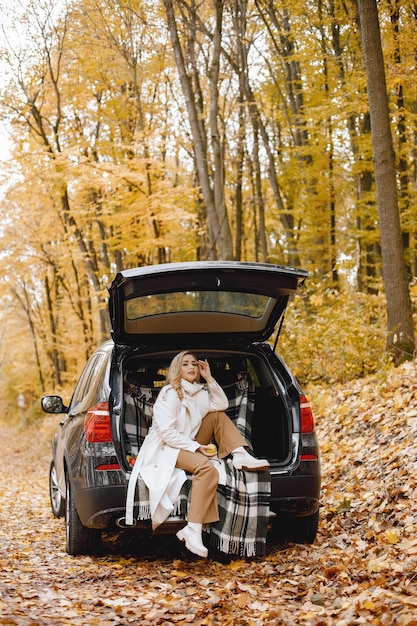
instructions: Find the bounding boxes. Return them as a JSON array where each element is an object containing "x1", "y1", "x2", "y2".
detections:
[
  {"x1": 132, "y1": 497, "x2": 187, "y2": 521},
  {"x1": 133, "y1": 503, "x2": 151, "y2": 520},
  {"x1": 206, "y1": 530, "x2": 267, "y2": 557},
  {"x1": 172, "y1": 496, "x2": 188, "y2": 518}
]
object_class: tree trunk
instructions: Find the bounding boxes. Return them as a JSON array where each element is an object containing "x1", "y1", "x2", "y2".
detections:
[
  {"x1": 389, "y1": 0, "x2": 411, "y2": 278},
  {"x1": 10, "y1": 285, "x2": 46, "y2": 390},
  {"x1": 234, "y1": 87, "x2": 245, "y2": 261},
  {"x1": 357, "y1": 0, "x2": 415, "y2": 363},
  {"x1": 162, "y1": 0, "x2": 233, "y2": 260},
  {"x1": 209, "y1": 0, "x2": 233, "y2": 259}
]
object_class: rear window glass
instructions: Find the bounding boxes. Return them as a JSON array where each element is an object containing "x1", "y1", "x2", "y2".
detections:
[{"x1": 126, "y1": 290, "x2": 271, "y2": 320}]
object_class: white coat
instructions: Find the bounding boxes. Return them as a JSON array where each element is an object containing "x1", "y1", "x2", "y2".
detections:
[{"x1": 136, "y1": 378, "x2": 228, "y2": 528}]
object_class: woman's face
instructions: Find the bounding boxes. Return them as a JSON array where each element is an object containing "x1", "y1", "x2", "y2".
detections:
[{"x1": 180, "y1": 354, "x2": 199, "y2": 383}]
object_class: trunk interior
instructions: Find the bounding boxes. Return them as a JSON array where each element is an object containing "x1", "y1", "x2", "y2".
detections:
[{"x1": 119, "y1": 350, "x2": 292, "y2": 468}]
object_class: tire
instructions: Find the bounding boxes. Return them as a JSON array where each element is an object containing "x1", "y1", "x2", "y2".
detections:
[
  {"x1": 49, "y1": 461, "x2": 65, "y2": 518},
  {"x1": 65, "y1": 475, "x2": 102, "y2": 555},
  {"x1": 285, "y1": 510, "x2": 319, "y2": 544},
  {"x1": 270, "y1": 509, "x2": 319, "y2": 544}
]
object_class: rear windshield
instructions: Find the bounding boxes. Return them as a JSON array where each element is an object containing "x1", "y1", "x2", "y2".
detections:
[{"x1": 126, "y1": 291, "x2": 272, "y2": 321}]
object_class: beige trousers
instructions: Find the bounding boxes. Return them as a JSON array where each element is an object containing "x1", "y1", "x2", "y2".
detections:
[{"x1": 175, "y1": 411, "x2": 248, "y2": 524}]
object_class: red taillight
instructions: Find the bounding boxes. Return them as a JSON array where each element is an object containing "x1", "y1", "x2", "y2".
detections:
[
  {"x1": 95, "y1": 464, "x2": 121, "y2": 471},
  {"x1": 300, "y1": 395, "x2": 315, "y2": 433},
  {"x1": 84, "y1": 402, "x2": 112, "y2": 442}
]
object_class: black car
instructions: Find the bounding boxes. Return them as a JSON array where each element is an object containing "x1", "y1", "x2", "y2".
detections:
[{"x1": 42, "y1": 261, "x2": 321, "y2": 555}]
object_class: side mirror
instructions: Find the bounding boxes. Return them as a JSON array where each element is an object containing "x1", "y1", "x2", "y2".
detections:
[{"x1": 41, "y1": 395, "x2": 69, "y2": 414}]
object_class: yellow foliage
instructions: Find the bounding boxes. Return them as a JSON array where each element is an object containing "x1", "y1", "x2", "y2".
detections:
[
  {"x1": 278, "y1": 288, "x2": 388, "y2": 385},
  {"x1": 0, "y1": 0, "x2": 416, "y2": 413}
]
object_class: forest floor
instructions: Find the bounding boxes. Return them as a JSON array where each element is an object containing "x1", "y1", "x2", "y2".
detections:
[{"x1": 1, "y1": 361, "x2": 417, "y2": 625}]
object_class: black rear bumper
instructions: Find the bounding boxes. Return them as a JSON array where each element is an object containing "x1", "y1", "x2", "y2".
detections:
[
  {"x1": 271, "y1": 461, "x2": 321, "y2": 516},
  {"x1": 73, "y1": 469, "x2": 321, "y2": 530},
  {"x1": 74, "y1": 483, "x2": 127, "y2": 528},
  {"x1": 269, "y1": 466, "x2": 321, "y2": 516}
]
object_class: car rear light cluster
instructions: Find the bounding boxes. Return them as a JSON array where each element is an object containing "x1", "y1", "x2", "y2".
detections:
[
  {"x1": 300, "y1": 395, "x2": 315, "y2": 433},
  {"x1": 95, "y1": 463, "x2": 121, "y2": 471},
  {"x1": 299, "y1": 394, "x2": 318, "y2": 461},
  {"x1": 84, "y1": 402, "x2": 113, "y2": 442}
]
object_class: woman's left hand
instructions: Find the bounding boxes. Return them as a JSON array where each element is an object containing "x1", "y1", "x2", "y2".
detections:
[{"x1": 197, "y1": 359, "x2": 213, "y2": 382}]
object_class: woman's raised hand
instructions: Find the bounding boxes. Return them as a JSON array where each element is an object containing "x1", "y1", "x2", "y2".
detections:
[{"x1": 197, "y1": 359, "x2": 213, "y2": 382}]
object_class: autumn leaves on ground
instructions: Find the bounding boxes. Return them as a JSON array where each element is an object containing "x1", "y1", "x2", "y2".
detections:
[{"x1": 1, "y1": 364, "x2": 417, "y2": 626}]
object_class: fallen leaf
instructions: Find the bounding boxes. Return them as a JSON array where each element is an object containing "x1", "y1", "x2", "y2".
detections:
[
  {"x1": 311, "y1": 592, "x2": 325, "y2": 606},
  {"x1": 384, "y1": 529, "x2": 400, "y2": 544}
]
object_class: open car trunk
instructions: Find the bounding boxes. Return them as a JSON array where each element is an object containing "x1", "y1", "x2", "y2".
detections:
[
  {"x1": 108, "y1": 261, "x2": 308, "y2": 348},
  {"x1": 114, "y1": 348, "x2": 294, "y2": 472}
]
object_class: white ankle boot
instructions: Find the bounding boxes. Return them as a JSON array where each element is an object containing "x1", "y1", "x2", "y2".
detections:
[
  {"x1": 176, "y1": 522, "x2": 208, "y2": 558},
  {"x1": 232, "y1": 447, "x2": 270, "y2": 472}
]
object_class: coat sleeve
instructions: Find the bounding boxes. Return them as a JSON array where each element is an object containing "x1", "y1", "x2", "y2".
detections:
[
  {"x1": 207, "y1": 380, "x2": 229, "y2": 411},
  {"x1": 152, "y1": 388, "x2": 200, "y2": 452}
]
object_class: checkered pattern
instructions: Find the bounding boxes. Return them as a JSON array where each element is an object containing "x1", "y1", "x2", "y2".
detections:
[
  {"x1": 204, "y1": 460, "x2": 270, "y2": 557},
  {"x1": 222, "y1": 371, "x2": 255, "y2": 445},
  {"x1": 124, "y1": 372, "x2": 270, "y2": 557},
  {"x1": 123, "y1": 380, "x2": 156, "y2": 457}
]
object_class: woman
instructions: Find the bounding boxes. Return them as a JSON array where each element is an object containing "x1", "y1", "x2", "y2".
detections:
[{"x1": 135, "y1": 351, "x2": 269, "y2": 558}]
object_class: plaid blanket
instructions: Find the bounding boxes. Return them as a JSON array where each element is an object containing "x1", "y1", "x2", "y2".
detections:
[
  {"x1": 205, "y1": 460, "x2": 270, "y2": 557},
  {"x1": 123, "y1": 381, "x2": 156, "y2": 457},
  {"x1": 222, "y1": 371, "x2": 255, "y2": 445},
  {"x1": 127, "y1": 473, "x2": 190, "y2": 523},
  {"x1": 124, "y1": 373, "x2": 271, "y2": 557}
]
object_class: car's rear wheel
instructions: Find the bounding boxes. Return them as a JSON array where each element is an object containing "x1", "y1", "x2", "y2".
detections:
[
  {"x1": 65, "y1": 474, "x2": 102, "y2": 555},
  {"x1": 284, "y1": 510, "x2": 319, "y2": 544},
  {"x1": 270, "y1": 509, "x2": 319, "y2": 544},
  {"x1": 49, "y1": 461, "x2": 65, "y2": 518}
]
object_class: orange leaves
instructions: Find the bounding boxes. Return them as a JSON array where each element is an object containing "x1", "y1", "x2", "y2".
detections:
[
  {"x1": 323, "y1": 565, "x2": 341, "y2": 579},
  {"x1": 306, "y1": 359, "x2": 417, "y2": 622}
]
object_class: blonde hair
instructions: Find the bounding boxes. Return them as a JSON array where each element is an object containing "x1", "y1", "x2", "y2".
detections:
[{"x1": 168, "y1": 351, "x2": 199, "y2": 399}]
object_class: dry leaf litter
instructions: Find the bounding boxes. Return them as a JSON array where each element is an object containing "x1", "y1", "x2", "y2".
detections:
[{"x1": 1, "y1": 360, "x2": 417, "y2": 625}]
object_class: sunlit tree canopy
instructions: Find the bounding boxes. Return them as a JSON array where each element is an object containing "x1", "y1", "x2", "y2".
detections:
[{"x1": 0, "y1": 0, "x2": 416, "y2": 415}]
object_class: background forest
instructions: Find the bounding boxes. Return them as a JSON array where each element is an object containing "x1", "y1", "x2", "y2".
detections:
[{"x1": 0, "y1": 0, "x2": 416, "y2": 421}]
